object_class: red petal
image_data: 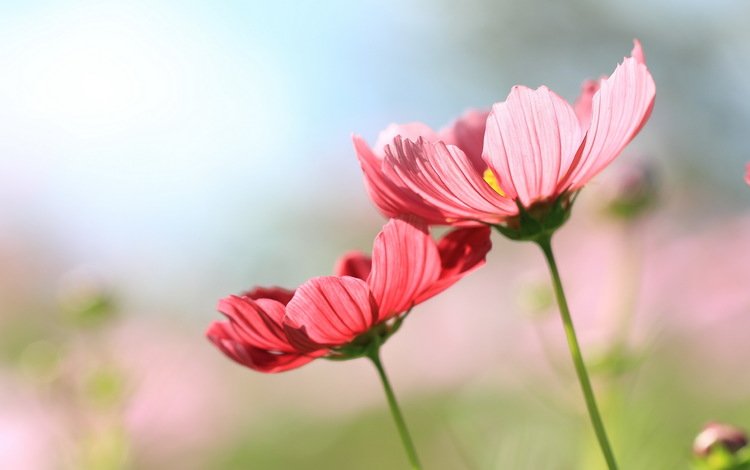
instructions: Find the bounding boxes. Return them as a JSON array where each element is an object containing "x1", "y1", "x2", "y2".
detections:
[
  {"x1": 334, "y1": 251, "x2": 372, "y2": 280},
  {"x1": 367, "y1": 218, "x2": 442, "y2": 318},
  {"x1": 284, "y1": 276, "x2": 377, "y2": 347},
  {"x1": 242, "y1": 286, "x2": 295, "y2": 305},
  {"x1": 217, "y1": 295, "x2": 294, "y2": 352},
  {"x1": 415, "y1": 225, "x2": 492, "y2": 303},
  {"x1": 206, "y1": 322, "x2": 317, "y2": 373}
]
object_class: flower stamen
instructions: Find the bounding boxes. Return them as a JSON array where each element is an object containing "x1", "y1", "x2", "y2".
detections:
[{"x1": 483, "y1": 168, "x2": 506, "y2": 196}]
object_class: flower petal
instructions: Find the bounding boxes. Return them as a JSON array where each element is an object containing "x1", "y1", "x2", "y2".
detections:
[
  {"x1": 484, "y1": 85, "x2": 585, "y2": 206},
  {"x1": 242, "y1": 286, "x2": 295, "y2": 305},
  {"x1": 284, "y1": 276, "x2": 377, "y2": 347},
  {"x1": 217, "y1": 295, "x2": 293, "y2": 352},
  {"x1": 573, "y1": 79, "x2": 599, "y2": 130},
  {"x1": 334, "y1": 251, "x2": 372, "y2": 280},
  {"x1": 630, "y1": 39, "x2": 646, "y2": 65},
  {"x1": 384, "y1": 137, "x2": 515, "y2": 223},
  {"x1": 438, "y1": 109, "x2": 490, "y2": 171},
  {"x1": 353, "y1": 134, "x2": 447, "y2": 222},
  {"x1": 206, "y1": 322, "x2": 316, "y2": 373},
  {"x1": 562, "y1": 41, "x2": 656, "y2": 190},
  {"x1": 373, "y1": 122, "x2": 440, "y2": 156},
  {"x1": 415, "y1": 225, "x2": 492, "y2": 303},
  {"x1": 367, "y1": 218, "x2": 441, "y2": 318},
  {"x1": 573, "y1": 41, "x2": 645, "y2": 132}
]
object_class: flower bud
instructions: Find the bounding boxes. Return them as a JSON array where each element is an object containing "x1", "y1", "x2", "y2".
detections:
[
  {"x1": 57, "y1": 267, "x2": 117, "y2": 328},
  {"x1": 602, "y1": 160, "x2": 658, "y2": 220},
  {"x1": 693, "y1": 422, "x2": 748, "y2": 458}
]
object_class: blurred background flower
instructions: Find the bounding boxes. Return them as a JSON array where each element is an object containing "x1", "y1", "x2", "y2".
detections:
[{"x1": 1, "y1": 0, "x2": 750, "y2": 468}]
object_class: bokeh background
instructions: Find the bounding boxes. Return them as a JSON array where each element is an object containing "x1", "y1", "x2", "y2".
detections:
[{"x1": 2, "y1": 1, "x2": 750, "y2": 468}]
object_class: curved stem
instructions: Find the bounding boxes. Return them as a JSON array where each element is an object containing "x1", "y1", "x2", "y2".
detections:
[
  {"x1": 536, "y1": 235, "x2": 619, "y2": 470},
  {"x1": 367, "y1": 346, "x2": 422, "y2": 469}
]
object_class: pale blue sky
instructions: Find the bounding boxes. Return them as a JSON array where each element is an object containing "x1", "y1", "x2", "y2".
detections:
[{"x1": 0, "y1": 0, "x2": 747, "y2": 315}]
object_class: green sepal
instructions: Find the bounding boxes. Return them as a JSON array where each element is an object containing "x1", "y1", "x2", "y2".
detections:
[
  {"x1": 322, "y1": 311, "x2": 410, "y2": 362},
  {"x1": 492, "y1": 193, "x2": 575, "y2": 243},
  {"x1": 693, "y1": 445, "x2": 750, "y2": 470},
  {"x1": 606, "y1": 193, "x2": 655, "y2": 220}
]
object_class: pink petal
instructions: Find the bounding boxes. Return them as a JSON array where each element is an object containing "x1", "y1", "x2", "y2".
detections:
[
  {"x1": 384, "y1": 137, "x2": 515, "y2": 223},
  {"x1": 353, "y1": 134, "x2": 448, "y2": 222},
  {"x1": 367, "y1": 218, "x2": 442, "y2": 318},
  {"x1": 373, "y1": 122, "x2": 440, "y2": 156},
  {"x1": 242, "y1": 286, "x2": 295, "y2": 305},
  {"x1": 334, "y1": 251, "x2": 372, "y2": 280},
  {"x1": 631, "y1": 39, "x2": 646, "y2": 65},
  {"x1": 572, "y1": 40, "x2": 645, "y2": 145},
  {"x1": 562, "y1": 42, "x2": 656, "y2": 190},
  {"x1": 484, "y1": 86, "x2": 585, "y2": 206},
  {"x1": 206, "y1": 322, "x2": 316, "y2": 373},
  {"x1": 438, "y1": 109, "x2": 491, "y2": 171},
  {"x1": 573, "y1": 79, "x2": 599, "y2": 130},
  {"x1": 284, "y1": 276, "x2": 377, "y2": 347},
  {"x1": 217, "y1": 295, "x2": 294, "y2": 351},
  {"x1": 745, "y1": 163, "x2": 750, "y2": 186},
  {"x1": 415, "y1": 225, "x2": 492, "y2": 303}
]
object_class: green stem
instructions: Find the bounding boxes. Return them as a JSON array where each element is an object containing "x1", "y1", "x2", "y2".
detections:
[
  {"x1": 536, "y1": 235, "x2": 619, "y2": 470},
  {"x1": 367, "y1": 345, "x2": 422, "y2": 470}
]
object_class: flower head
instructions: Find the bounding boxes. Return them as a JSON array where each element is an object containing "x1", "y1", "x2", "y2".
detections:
[
  {"x1": 600, "y1": 160, "x2": 659, "y2": 220},
  {"x1": 354, "y1": 41, "x2": 655, "y2": 228},
  {"x1": 693, "y1": 422, "x2": 748, "y2": 458},
  {"x1": 353, "y1": 110, "x2": 503, "y2": 225},
  {"x1": 207, "y1": 218, "x2": 491, "y2": 373}
]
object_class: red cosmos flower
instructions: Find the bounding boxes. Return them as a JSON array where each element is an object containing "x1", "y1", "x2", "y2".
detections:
[
  {"x1": 353, "y1": 40, "x2": 655, "y2": 226},
  {"x1": 206, "y1": 218, "x2": 491, "y2": 373}
]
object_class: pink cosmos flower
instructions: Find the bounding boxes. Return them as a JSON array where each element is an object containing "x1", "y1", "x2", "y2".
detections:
[
  {"x1": 353, "y1": 110, "x2": 496, "y2": 224},
  {"x1": 354, "y1": 41, "x2": 655, "y2": 225},
  {"x1": 745, "y1": 162, "x2": 750, "y2": 186},
  {"x1": 206, "y1": 218, "x2": 491, "y2": 373}
]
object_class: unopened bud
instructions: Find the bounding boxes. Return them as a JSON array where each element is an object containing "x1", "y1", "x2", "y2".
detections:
[
  {"x1": 693, "y1": 422, "x2": 748, "y2": 458},
  {"x1": 603, "y1": 161, "x2": 658, "y2": 220},
  {"x1": 58, "y1": 267, "x2": 117, "y2": 328}
]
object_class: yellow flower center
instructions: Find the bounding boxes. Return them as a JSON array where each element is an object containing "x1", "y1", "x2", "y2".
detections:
[{"x1": 483, "y1": 168, "x2": 505, "y2": 196}]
